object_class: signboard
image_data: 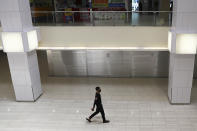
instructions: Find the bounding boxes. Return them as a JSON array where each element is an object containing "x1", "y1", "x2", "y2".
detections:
[
  {"x1": 92, "y1": 0, "x2": 108, "y2": 7},
  {"x1": 110, "y1": 0, "x2": 124, "y2": 3},
  {"x1": 108, "y1": 3, "x2": 125, "y2": 7}
]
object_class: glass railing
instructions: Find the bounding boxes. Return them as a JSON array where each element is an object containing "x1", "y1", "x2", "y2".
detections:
[{"x1": 31, "y1": 11, "x2": 172, "y2": 26}]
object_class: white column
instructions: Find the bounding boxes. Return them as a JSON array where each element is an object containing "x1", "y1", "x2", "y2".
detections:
[
  {"x1": 171, "y1": 0, "x2": 197, "y2": 33},
  {"x1": 168, "y1": 0, "x2": 197, "y2": 104},
  {"x1": 168, "y1": 54, "x2": 195, "y2": 104},
  {"x1": 7, "y1": 51, "x2": 42, "y2": 101},
  {"x1": 0, "y1": 0, "x2": 43, "y2": 101}
]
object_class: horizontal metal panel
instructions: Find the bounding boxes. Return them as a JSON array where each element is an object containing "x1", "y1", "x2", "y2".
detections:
[
  {"x1": 87, "y1": 50, "x2": 130, "y2": 77},
  {"x1": 47, "y1": 50, "x2": 87, "y2": 76},
  {"x1": 131, "y1": 52, "x2": 158, "y2": 77},
  {"x1": 46, "y1": 50, "x2": 170, "y2": 77}
]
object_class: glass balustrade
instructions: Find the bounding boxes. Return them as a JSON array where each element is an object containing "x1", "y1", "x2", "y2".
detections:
[{"x1": 31, "y1": 11, "x2": 172, "y2": 26}]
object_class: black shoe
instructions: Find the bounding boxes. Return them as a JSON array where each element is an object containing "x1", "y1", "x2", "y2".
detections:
[
  {"x1": 86, "y1": 118, "x2": 91, "y2": 122},
  {"x1": 103, "y1": 120, "x2": 110, "y2": 123}
]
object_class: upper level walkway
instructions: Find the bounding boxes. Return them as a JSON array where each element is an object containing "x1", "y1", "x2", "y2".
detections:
[{"x1": 0, "y1": 11, "x2": 171, "y2": 52}]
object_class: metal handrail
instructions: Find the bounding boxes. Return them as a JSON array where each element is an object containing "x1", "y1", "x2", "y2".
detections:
[
  {"x1": 31, "y1": 11, "x2": 173, "y2": 13},
  {"x1": 31, "y1": 10, "x2": 197, "y2": 13}
]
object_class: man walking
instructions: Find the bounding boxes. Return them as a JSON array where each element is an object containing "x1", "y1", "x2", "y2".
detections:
[{"x1": 86, "y1": 87, "x2": 110, "y2": 123}]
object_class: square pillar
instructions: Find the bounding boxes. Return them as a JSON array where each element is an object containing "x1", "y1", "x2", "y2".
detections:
[
  {"x1": 168, "y1": 54, "x2": 195, "y2": 104},
  {"x1": 7, "y1": 51, "x2": 42, "y2": 101},
  {"x1": 0, "y1": 0, "x2": 43, "y2": 101}
]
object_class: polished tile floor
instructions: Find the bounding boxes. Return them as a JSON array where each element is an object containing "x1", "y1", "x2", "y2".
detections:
[{"x1": 0, "y1": 52, "x2": 197, "y2": 131}]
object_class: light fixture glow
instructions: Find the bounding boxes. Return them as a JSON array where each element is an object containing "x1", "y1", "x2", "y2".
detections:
[
  {"x1": 1, "y1": 32, "x2": 24, "y2": 52},
  {"x1": 1, "y1": 30, "x2": 39, "y2": 52},
  {"x1": 27, "y1": 30, "x2": 38, "y2": 51},
  {"x1": 176, "y1": 34, "x2": 197, "y2": 54}
]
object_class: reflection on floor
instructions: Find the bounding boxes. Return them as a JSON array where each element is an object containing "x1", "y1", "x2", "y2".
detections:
[{"x1": 0, "y1": 51, "x2": 197, "y2": 131}]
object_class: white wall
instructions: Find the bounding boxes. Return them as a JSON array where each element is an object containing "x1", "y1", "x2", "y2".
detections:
[
  {"x1": 0, "y1": 42, "x2": 2, "y2": 49},
  {"x1": 0, "y1": 28, "x2": 2, "y2": 49},
  {"x1": 172, "y1": 0, "x2": 197, "y2": 33},
  {"x1": 39, "y1": 26, "x2": 169, "y2": 48}
]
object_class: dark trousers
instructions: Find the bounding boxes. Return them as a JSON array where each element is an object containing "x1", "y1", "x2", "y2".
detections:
[{"x1": 89, "y1": 106, "x2": 106, "y2": 122}]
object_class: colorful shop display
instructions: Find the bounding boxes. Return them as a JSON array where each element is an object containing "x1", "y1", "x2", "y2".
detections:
[
  {"x1": 64, "y1": 8, "x2": 73, "y2": 23},
  {"x1": 64, "y1": 8, "x2": 91, "y2": 23},
  {"x1": 92, "y1": 0, "x2": 126, "y2": 8}
]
